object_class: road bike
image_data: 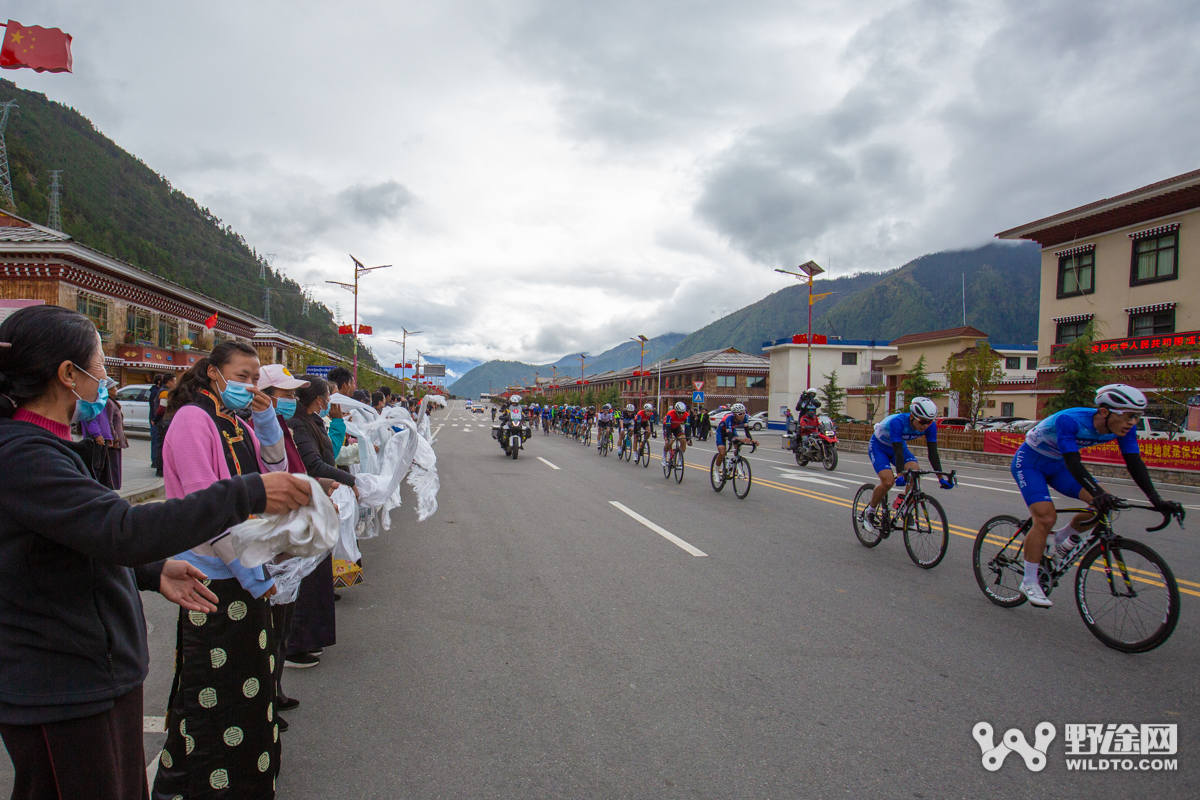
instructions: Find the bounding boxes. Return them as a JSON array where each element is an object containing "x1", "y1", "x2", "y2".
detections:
[
  {"x1": 972, "y1": 499, "x2": 1186, "y2": 653},
  {"x1": 582, "y1": 421, "x2": 591, "y2": 447},
  {"x1": 636, "y1": 429, "x2": 651, "y2": 468},
  {"x1": 598, "y1": 427, "x2": 613, "y2": 456},
  {"x1": 620, "y1": 427, "x2": 633, "y2": 462},
  {"x1": 542, "y1": 417, "x2": 550, "y2": 435},
  {"x1": 662, "y1": 434, "x2": 686, "y2": 484},
  {"x1": 851, "y1": 470, "x2": 955, "y2": 569},
  {"x1": 710, "y1": 439, "x2": 756, "y2": 498}
]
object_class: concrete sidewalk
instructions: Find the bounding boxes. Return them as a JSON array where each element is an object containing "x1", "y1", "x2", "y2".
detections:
[{"x1": 119, "y1": 433, "x2": 164, "y2": 503}]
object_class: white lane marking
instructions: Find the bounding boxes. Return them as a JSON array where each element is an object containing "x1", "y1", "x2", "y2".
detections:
[
  {"x1": 771, "y1": 466, "x2": 863, "y2": 485},
  {"x1": 609, "y1": 501, "x2": 708, "y2": 557},
  {"x1": 143, "y1": 715, "x2": 166, "y2": 732},
  {"x1": 537, "y1": 457, "x2": 561, "y2": 470},
  {"x1": 770, "y1": 469, "x2": 848, "y2": 488},
  {"x1": 433, "y1": 425, "x2": 443, "y2": 438},
  {"x1": 956, "y1": 481, "x2": 1022, "y2": 494}
]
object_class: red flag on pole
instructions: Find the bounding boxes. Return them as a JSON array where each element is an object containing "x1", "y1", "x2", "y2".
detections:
[
  {"x1": 357, "y1": 325, "x2": 372, "y2": 335},
  {"x1": 0, "y1": 21, "x2": 73, "y2": 73},
  {"x1": 338, "y1": 324, "x2": 353, "y2": 335},
  {"x1": 204, "y1": 312, "x2": 218, "y2": 329}
]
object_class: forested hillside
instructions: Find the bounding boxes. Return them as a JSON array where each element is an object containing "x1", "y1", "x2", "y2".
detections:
[
  {"x1": 0, "y1": 80, "x2": 374, "y2": 365},
  {"x1": 666, "y1": 242, "x2": 1040, "y2": 359}
]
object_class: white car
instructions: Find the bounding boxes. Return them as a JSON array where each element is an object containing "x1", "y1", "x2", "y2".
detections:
[
  {"x1": 1136, "y1": 416, "x2": 1200, "y2": 441},
  {"x1": 114, "y1": 384, "x2": 155, "y2": 431},
  {"x1": 748, "y1": 411, "x2": 767, "y2": 431}
]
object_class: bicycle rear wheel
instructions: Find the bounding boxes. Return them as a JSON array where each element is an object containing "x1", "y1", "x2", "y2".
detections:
[
  {"x1": 972, "y1": 515, "x2": 1028, "y2": 607},
  {"x1": 1076, "y1": 537, "x2": 1180, "y2": 653},
  {"x1": 903, "y1": 495, "x2": 949, "y2": 569},
  {"x1": 851, "y1": 485, "x2": 883, "y2": 548},
  {"x1": 709, "y1": 453, "x2": 726, "y2": 492},
  {"x1": 732, "y1": 457, "x2": 752, "y2": 499}
]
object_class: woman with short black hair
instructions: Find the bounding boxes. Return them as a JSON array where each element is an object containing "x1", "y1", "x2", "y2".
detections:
[{"x1": 0, "y1": 305, "x2": 312, "y2": 800}]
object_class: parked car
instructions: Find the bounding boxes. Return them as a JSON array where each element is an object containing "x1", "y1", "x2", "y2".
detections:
[
  {"x1": 1136, "y1": 416, "x2": 1200, "y2": 441},
  {"x1": 935, "y1": 416, "x2": 973, "y2": 430},
  {"x1": 1002, "y1": 420, "x2": 1039, "y2": 434},
  {"x1": 748, "y1": 411, "x2": 767, "y2": 431},
  {"x1": 115, "y1": 383, "x2": 155, "y2": 431}
]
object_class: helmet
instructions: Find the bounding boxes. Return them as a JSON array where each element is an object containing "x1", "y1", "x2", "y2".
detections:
[
  {"x1": 644, "y1": 403, "x2": 653, "y2": 411},
  {"x1": 626, "y1": 404, "x2": 635, "y2": 412},
  {"x1": 589, "y1": 406, "x2": 596, "y2": 412},
  {"x1": 910, "y1": 397, "x2": 937, "y2": 421},
  {"x1": 1095, "y1": 383, "x2": 1148, "y2": 411},
  {"x1": 731, "y1": 402, "x2": 746, "y2": 414},
  {"x1": 510, "y1": 394, "x2": 522, "y2": 404},
  {"x1": 675, "y1": 402, "x2": 687, "y2": 413},
  {"x1": 602, "y1": 403, "x2": 611, "y2": 410}
]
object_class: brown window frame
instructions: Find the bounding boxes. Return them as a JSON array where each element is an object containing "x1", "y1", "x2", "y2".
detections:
[
  {"x1": 1130, "y1": 231, "x2": 1178, "y2": 286},
  {"x1": 1128, "y1": 308, "x2": 1175, "y2": 338},
  {"x1": 1057, "y1": 250, "x2": 1095, "y2": 299},
  {"x1": 1056, "y1": 320, "x2": 1090, "y2": 345}
]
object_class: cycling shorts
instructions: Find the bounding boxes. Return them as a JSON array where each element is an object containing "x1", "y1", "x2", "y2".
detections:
[
  {"x1": 715, "y1": 426, "x2": 740, "y2": 447},
  {"x1": 868, "y1": 438, "x2": 916, "y2": 474},
  {"x1": 598, "y1": 419, "x2": 612, "y2": 428},
  {"x1": 664, "y1": 423, "x2": 684, "y2": 439},
  {"x1": 1011, "y1": 443, "x2": 1083, "y2": 506}
]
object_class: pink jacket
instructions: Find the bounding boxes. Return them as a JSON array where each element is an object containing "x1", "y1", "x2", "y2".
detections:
[{"x1": 163, "y1": 405, "x2": 287, "y2": 498}]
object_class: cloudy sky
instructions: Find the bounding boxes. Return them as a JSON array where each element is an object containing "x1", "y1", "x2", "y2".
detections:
[{"x1": 8, "y1": 0, "x2": 1199, "y2": 372}]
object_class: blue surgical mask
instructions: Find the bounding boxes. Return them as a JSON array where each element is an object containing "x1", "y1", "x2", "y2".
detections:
[
  {"x1": 318, "y1": 405, "x2": 329, "y2": 418},
  {"x1": 71, "y1": 363, "x2": 109, "y2": 424},
  {"x1": 215, "y1": 372, "x2": 255, "y2": 411},
  {"x1": 276, "y1": 398, "x2": 297, "y2": 420}
]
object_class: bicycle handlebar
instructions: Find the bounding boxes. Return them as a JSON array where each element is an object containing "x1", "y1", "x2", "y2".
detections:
[{"x1": 1052, "y1": 499, "x2": 1186, "y2": 532}]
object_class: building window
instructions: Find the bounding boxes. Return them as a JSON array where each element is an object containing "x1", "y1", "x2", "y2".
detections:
[
  {"x1": 716, "y1": 375, "x2": 736, "y2": 388},
  {"x1": 746, "y1": 376, "x2": 765, "y2": 389},
  {"x1": 1129, "y1": 308, "x2": 1175, "y2": 338},
  {"x1": 1057, "y1": 251, "x2": 1094, "y2": 298},
  {"x1": 77, "y1": 294, "x2": 109, "y2": 333},
  {"x1": 841, "y1": 352, "x2": 858, "y2": 365},
  {"x1": 126, "y1": 307, "x2": 153, "y2": 343},
  {"x1": 1005, "y1": 357, "x2": 1020, "y2": 370},
  {"x1": 1056, "y1": 320, "x2": 1090, "y2": 344},
  {"x1": 158, "y1": 319, "x2": 179, "y2": 349},
  {"x1": 1131, "y1": 232, "x2": 1178, "y2": 285},
  {"x1": 1026, "y1": 357, "x2": 1038, "y2": 370},
  {"x1": 1001, "y1": 402, "x2": 1015, "y2": 416}
]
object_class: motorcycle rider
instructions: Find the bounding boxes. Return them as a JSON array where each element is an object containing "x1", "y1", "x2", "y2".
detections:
[{"x1": 497, "y1": 394, "x2": 525, "y2": 450}]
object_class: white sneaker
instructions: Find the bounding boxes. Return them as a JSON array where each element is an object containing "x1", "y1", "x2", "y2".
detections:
[
  {"x1": 1019, "y1": 582, "x2": 1053, "y2": 608},
  {"x1": 859, "y1": 511, "x2": 877, "y2": 534}
]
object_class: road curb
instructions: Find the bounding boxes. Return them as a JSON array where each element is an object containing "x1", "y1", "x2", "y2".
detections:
[{"x1": 119, "y1": 481, "x2": 165, "y2": 504}]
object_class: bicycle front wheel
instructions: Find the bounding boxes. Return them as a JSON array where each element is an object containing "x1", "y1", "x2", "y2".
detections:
[
  {"x1": 662, "y1": 449, "x2": 671, "y2": 478},
  {"x1": 972, "y1": 515, "x2": 1028, "y2": 607},
  {"x1": 709, "y1": 453, "x2": 726, "y2": 492},
  {"x1": 903, "y1": 495, "x2": 949, "y2": 569},
  {"x1": 851, "y1": 485, "x2": 883, "y2": 548},
  {"x1": 640, "y1": 440, "x2": 649, "y2": 468},
  {"x1": 624, "y1": 437, "x2": 632, "y2": 461},
  {"x1": 732, "y1": 457, "x2": 752, "y2": 499},
  {"x1": 1076, "y1": 537, "x2": 1180, "y2": 653},
  {"x1": 674, "y1": 451, "x2": 685, "y2": 484}
]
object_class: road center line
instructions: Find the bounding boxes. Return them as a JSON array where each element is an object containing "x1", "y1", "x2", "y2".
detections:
[
  {"x1": 537, "y1": 457, "x2": 561, "y2": 470},
  {"x1": 609, "y1": 501, "x2": 708, "y2": 557}
]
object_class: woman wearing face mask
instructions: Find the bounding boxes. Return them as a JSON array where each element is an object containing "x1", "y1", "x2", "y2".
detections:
[
  {"x1": 153, "y1": 341, "x2": 297, "y2": 799},
  {"x1": 0, "y1": 306, "x2": 313, "y2": 800},
  {"x1": 282, "y1": 377, "x2": 356, "y2": 669}
]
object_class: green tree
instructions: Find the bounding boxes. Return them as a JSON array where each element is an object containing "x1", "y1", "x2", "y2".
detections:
[
  {"x1": 899, "y1": 354, "x2": 942, "y2": 400},
  {"x1": 944, "y1": 342, "x2": 1005, "y2": 425},
  {"x1": 1043, "y1": 322, "x2": 1112, "y2": 416},
  {"x1": 862, "y1": 381, "x2": 886, "y2": 424},
  {"x1": 1148, "y1": 343, "x2": 1200, "y2": 433},
  {"x1": 819, "y1": 370, "x2": 846, "y2": 420}
]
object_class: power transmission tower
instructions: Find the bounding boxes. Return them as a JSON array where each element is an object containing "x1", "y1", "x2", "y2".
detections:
[
  {"x1": 301, "y1": 285, "x2": 312, "y2": 315},
  {"x1": 47, "y1": 170, "x2": 63, "y2": 231},
  {"x1": 263, "y1": 287, "x2": 271, "y2": 324},
  {"x1": 0, "y1": 101, "x2": 18, "y2": 209},
  {"x1": 261, "y1": 253, "x2": 275, "y2": 280}
]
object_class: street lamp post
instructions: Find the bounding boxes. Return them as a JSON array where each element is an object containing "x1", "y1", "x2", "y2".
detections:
[
  {"x1": 388, "y1": 327, "x2": 422, "y2": 383},
  {"x1": 776, "y1": 260, "x2": 825, "y2": 391},
  {"x1": 630, "y1": 335, "x2": 648, "y2": 402},
  {"x1": 656, "y1": 357, "x2": 677, "y2": 415},
  {"x1": 326, "y1": 254, "x2": 392, "y2": 386}
]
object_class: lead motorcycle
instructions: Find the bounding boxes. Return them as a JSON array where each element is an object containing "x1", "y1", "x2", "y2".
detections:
[
  {"x1": 492, "y1": 406, "x2": 531, "y2": 459},
  {"x1": 784, "y1": 414, "x2": 839, "y2": 470}
]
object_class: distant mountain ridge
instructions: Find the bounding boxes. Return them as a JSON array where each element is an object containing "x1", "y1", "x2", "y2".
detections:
[
  {"x1": 665, "y1": 242, "x2": 1041, "y2": 360},
  {"x1": 447, "y1": 333, "x2": 685, "y2": 398}
]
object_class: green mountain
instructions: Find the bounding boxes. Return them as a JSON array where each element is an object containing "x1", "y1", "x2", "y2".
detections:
[
  {"x1": 0, "y1": 80, "x2": 375, "y2": 366},
  {"x1": 666, "y1": 242, "x2": 1040, "y2": 359},
  {"x1": 448, "y1": 332, "x2": 685, "y2": 399}
]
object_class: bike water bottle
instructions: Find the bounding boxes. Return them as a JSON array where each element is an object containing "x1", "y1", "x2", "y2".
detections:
[{"x1": 892, "y1": 495, "x2": 905, "y2": 511}]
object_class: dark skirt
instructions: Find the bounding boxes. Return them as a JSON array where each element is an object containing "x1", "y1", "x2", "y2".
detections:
[
  {"x1": 285, "y1": 553, "x2": 335, "y2": 657},
  {"x1": 152, "y1": 579, "x2": 279, "y2": 800}
]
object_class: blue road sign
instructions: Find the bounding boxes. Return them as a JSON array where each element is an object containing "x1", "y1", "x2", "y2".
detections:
[
  {"x1": 692, "y1": 391, "x2": 705, "y2": 403},
  {"x1": 306, "y1": 365, "x2": 334, "y2": 377}
]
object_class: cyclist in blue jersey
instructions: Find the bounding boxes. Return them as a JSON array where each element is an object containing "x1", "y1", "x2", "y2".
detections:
[
  {"x1": 715, "y1": 403, "x2": 759, "y2": 461},
  {"x1": 1010, "y1": 383, "x2": 1181, "y2": 607},
  {"x1": 617, "y1": 404, "x2": 637, "y2": 456},
  {"x1": 860, "y1": 397, "x2": 952, "y2": 534}
]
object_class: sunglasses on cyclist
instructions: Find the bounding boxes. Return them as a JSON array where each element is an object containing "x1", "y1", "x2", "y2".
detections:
[{"x1": 1108, "y1": 410, "x2": 1142, "y2": 423}]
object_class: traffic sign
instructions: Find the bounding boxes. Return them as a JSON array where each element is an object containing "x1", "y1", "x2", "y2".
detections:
[
  {"x1": 692, "y1": 391, "x2": 705, "y2": 403},
  {"x1": 693, "y1": 381, "x2": 704, "y2": 391}
]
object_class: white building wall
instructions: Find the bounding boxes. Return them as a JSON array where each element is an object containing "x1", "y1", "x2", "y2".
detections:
[{"x1": 765, "y1": 342, "x2": 896, "y2": 420}]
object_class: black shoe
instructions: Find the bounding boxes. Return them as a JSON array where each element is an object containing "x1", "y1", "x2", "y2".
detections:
[
  {"x1": 334, "y1": 592, "x2": 342, "y2": 601},
  {"x1": 284, "y1": 652, "x2": 320, "y2": 669},
  {"x1": 277, "y1": 694, "x2": 300, "y2": 711},
  {"x1": 277, "y1": 715, "x2": 289, "y2": 732}
]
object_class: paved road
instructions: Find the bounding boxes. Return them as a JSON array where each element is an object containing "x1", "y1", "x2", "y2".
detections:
[{"x1": 4, "y1": 401, "x2": 1195, "y2": 798}]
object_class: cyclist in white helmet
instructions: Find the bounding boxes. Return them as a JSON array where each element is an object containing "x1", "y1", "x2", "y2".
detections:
[
  {"x1": 661, "y1": 401, "x2": 691, "y2": 464},
  {"x1": 715, "y1": 402, "x2": 759, "y2": 462},
  {"x1": 617, "y1": 403, "x2": 637, "y2": 456},
  {"x1": 860, "y1": 397, "x2": 952, "y2": 535},
  {"x1": 1010, "y1": 383, "x2": 1182, "y2": 607}
]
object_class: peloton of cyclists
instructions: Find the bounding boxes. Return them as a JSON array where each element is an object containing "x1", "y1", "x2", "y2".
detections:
[
  {"x1": 1010, "y1": 383, "x2": 1182, "y2": 608},
  {"x1": 715, "y1": 403, "x2": 759, "y2": 464},
  {"x1": 860, "y1": 397, "x2": 954, "y2": 536},
  {"x1": 661, "y1": 401, "x2": 691, "y2": 464}
]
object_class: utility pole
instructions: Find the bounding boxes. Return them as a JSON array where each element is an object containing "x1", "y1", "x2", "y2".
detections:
[
  {"x1": 47, "y1": 170, "x2": 62, "y2": 231},
  {"x1": 577, "y1": 353, "x2": 588, "y2": 386},
  {"x1": 0, "y1": 101, "x2": 18, "y2": 209},
  {"x1": 263, "y1": 287, "x2": 271, "y2": 324},
  {"x1": 631, "y1": 334, "x2": 648, "y2": 401},
  {"x1": 326, "y1": 254, "x2": 391, "y2": 385},
  {"x1": 388, "y1": 327, "x2": 422, "y2": 382}
]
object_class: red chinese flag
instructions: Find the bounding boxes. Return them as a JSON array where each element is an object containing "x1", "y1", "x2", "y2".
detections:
[
  {"x1": 1, "y1": 21, "x2": 73, "y2": 73},
  {"x1": 357, "y1": 325, "x2": 372, "y2": 335},
  {"x1": 204, "y1": 312, "x2": 218, "y2": 329},
  {"x1": 394, "y1": 363, "x2": 403, "y2": 369},
  {"x1": 338, "y1": 324, "x2": 353, "y2": 335}
]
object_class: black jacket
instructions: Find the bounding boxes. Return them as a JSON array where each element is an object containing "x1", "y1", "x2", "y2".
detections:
[
  {"x1": 0, "y1": 417, "x2": 267, "y2": 724},
  {"x1": 287, "y1": 413, "x2": 356, "y2": 486}
]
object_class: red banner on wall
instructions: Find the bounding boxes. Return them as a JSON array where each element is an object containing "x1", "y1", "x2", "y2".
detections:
[{"x1": 984, "y1": 431, "x2": 1200, "y2": 472}]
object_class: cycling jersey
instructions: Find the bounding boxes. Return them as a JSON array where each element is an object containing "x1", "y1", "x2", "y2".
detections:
[
  {"x1": 1024, "y1": 407, "x2": 1139, "y2": 460},
  {"x1": 597, "y1": 411, "x2": 614, "y2": 425},
  {"x1": 872, "y1": 412, "x2": 938, "y2": 447},
  {"x1": 715, "y1": 414, "x2": 751, "y2": 446},
  {"x1": 619, "y1": 411, "x2": 636, "y2": 426},
  {"x1": 634, "y1": 410, "x2": 653, "y2": 427},
  {"x1": 663, "y1": 409, "x2": 688, "y2": 431}
]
